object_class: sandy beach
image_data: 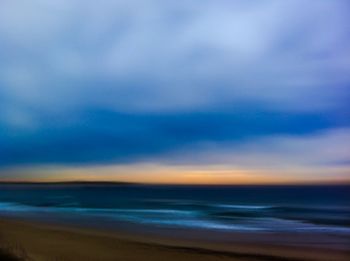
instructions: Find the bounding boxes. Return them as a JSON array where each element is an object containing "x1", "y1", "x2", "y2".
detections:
[{"x1": 0, "y1": 217, "x2": 349, "y2": 261}]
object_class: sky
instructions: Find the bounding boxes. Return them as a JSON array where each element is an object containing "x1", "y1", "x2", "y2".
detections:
[{"x1": 0, "y1": 0, "x2": 349, "y2": 184}]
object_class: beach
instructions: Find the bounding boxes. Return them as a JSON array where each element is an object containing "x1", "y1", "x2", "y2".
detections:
[
  {"x1": 1, "y1": 217, "x2": 349, "y2": 261},
  {"x1": 1, "y1": 0, "x2": 349, "y2": 259}
]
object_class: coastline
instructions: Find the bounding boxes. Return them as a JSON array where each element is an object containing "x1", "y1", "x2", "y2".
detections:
[{"x1": 1, "y1": 217, "x2": 349, "y2": 261}]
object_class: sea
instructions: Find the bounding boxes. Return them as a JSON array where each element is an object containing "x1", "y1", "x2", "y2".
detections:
[{"x1": 0, "y1": 184, "x2": 349, "y2": 235}]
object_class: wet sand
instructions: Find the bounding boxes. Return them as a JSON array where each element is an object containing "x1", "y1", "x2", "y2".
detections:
[{"x1": 0, "y1": 217, "x2": 349, "y2": 261}]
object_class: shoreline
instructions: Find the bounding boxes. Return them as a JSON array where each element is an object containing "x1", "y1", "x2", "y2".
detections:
[{"x1": 1, "y1": 216, "x2": 349, "y2": 261}]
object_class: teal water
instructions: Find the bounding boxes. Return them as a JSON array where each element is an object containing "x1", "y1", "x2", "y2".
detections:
[{"x1": 0, "y1": 184, "x2": 349, "y2": 234}]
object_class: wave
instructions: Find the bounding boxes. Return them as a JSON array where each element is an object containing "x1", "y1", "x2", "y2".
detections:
[
  {"x1": 213, "y1": 204, "x2": 272, "y2": 210},
  {"x1": 0, "y1": 202, "x2": 33, "y2": 212},
  {"x1": 1, "y1": 201, "x2": 350, "y2": 234}
]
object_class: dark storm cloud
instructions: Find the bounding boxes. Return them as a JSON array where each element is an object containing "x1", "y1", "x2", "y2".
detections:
[{"x1": 0, "y1": 107, "x2": 346, "y2": 167}]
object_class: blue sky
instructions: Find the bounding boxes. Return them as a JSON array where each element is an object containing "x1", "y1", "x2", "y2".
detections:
[{"x1": 0, "y1": 1, "x2": 349, "y2": 183}]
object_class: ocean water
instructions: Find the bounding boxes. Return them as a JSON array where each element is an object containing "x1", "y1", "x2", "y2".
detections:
[{"x1": 0, "y1": 184, "x2": 349, "y2": 234}]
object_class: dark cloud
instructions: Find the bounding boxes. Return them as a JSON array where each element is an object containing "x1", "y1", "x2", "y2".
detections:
[{"x1": 0, "y1": 107, "x2": 346, "y2": 167}]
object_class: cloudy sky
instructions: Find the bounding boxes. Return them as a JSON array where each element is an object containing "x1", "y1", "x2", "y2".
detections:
[{"x1": 0, "y1": 0, "x2": 349, "y2": 184}]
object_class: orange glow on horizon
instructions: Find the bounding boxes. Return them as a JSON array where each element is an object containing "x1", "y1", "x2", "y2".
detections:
[{"x1": 1, "y1": 164, "x2": 349, "y2": 185}]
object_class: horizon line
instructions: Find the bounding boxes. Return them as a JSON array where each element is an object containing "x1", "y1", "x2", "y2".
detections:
[{"x1": 0, "y1": 180, "x2": 349, "y2": 186}]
